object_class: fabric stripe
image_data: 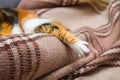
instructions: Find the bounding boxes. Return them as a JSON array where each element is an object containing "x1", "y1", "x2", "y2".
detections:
[
  {"x1": 25, "y1": 35, "x2": 41, "y2": 80},
  {"x1": 61, "y1": 0, "x2": 79, "y2": 6},
  {"x1": 5, "y1": 39, "x2": 21, "y2": 80},
  {"x1": 0, "y1": 33, "x2": 52, "y2": 79}
]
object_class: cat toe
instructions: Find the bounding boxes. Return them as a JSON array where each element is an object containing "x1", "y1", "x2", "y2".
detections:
[{"x1": 70, "y1": 40, "x2": 90, "y2": 57}]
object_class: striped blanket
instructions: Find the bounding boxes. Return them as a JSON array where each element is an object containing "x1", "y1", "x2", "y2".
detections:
[{"x1": 0, "y1": 0, "x2": 120, "y2": 80}]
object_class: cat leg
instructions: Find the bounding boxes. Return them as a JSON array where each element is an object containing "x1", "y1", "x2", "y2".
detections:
[{"x1": 34, "y1": 21, "x2": 90, "y2": 57}]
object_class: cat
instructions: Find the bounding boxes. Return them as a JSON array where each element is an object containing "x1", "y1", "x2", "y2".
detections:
[{"x1": 0, "y1": 8, "x2": 90, "y2": 57}]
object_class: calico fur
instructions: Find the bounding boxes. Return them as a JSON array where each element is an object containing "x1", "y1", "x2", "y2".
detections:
[{"x1": 0, "y1": 8, "x2": 90, "y2": 57}]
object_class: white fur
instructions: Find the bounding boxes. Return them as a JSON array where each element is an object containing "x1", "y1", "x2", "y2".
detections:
[
  {"x1": 23, "y1": 18, "x2": 50, "y2": 33},
  {"x1": 70, "y1": 41, "x2": 90, "y2": 57},
  {"x1": 12, "y1": 23, "x2": 22, "y2": 34}
]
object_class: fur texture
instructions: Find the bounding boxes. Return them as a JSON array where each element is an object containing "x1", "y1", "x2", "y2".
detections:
[{"x1": 0, "y1": 8, "x2": 90, "y2": 57}]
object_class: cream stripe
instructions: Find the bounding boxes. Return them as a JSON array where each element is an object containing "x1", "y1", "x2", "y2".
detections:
[
  {"x1": 110, "y1": 0, "x2": 120, "y2": 13},
  {"x1": 29, "y1": 33, "x2": 48, "y2": 38},
  {"x1": 62, "y1": 0, "x2": 68, "y2": 6},
  {"x1": 93, "y1": 0, "x2": 120, "y2": 31},
  {"x1": 94, "y1": 6, "x2": 120, "y2": 36},
  {"x1": 105, "y1": 61, "x2": 120, "y2": 65},
  {"x1": 102, "y1": 47, "x2": 120, "y2": 56},
  {"x1": 71, "y1": 0, "x2": 78, "y2": 5},
  {"x1": 5, "y1": 39, "x2": 20, "y2": 80},
  {"x1": 78, "y1": 65, "x2": 97, "y2": 74}
]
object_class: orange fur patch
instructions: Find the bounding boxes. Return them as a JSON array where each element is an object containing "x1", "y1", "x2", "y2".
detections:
[
  {"x1": 51, "y1": 21, "x2": 79, "y2": 44},
  {"x1": 0, "y1": 22, "x2": 12, "y2": 36},
  {"x1": 17, "y1": 9, "x2": 39, "y2": 32}
]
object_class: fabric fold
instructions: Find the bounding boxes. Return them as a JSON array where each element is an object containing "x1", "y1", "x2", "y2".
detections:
[{"x1": 0, "y1": 0, "x2": 119, "y2": 80}]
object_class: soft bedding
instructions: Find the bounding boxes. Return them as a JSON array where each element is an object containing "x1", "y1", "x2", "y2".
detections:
[{"x1": 0, "y1": 0, "x2": 120, "y2": 80}]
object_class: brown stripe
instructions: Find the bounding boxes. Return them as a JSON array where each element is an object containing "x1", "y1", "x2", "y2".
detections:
[
  {"x1": 74, "y1": 2, "x2": 120, "y2": 36},
  {"x1": 37, "y1": 8, "x2": 53, "y2": 16},
  {"x1": 75, "y1": 0, "x2": 79, "y2": 5},
  {"x1": 86, "y1": 48, "x2": 120, "y2": 67},
  {"x1": 26, "y1": 37, "x2": 41, "y2": 80},
  {"x1": 7, "y1": 46, "x2": 16, "y2": 80},
  {"x1": 60, "y1": 51, "x2": 120, "y2": 79},
  {"x1": 0, "y1": 33, "x2": 51, "y2": 42},
  {"x1": 0, "y1": 34, "x2": 51, "y2": 79},
  {"x1": 68, "y1": 0, "x2": 72, "y2": 5},
  {"x1": 59, "y1": 1, "x2": 120, "y2": 79},
  {"x1": 95, "y1": 2, "x2": 120, "y2": 32},
  {"x1": 60, "y1": 0, "x2": 64, "y2": 6},
  {"x1": 84, "y1": 32, "x2": 105, "y2": 55},
  {"x1": 16, "y1": 37, "x2": 32, "y2": 80},
  {"x1": 5, "y1": 39, "x2": 21, "y2": 80}
]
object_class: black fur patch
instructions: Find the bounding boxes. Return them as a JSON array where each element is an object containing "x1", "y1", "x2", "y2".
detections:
[
  {"x1": 0, "y1": 8, "x2": 18, "y2": 26},
  {"x1": 34, "y1": 23, "x2": 59, "y2": 33},
  {"x1": 41, "y1": 23, "x2": 59, "y2": 29}
]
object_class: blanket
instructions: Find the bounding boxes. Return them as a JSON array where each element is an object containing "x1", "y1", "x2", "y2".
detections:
[{"x1": 0, "y1": 0, "x2": 120, "y2": 80}]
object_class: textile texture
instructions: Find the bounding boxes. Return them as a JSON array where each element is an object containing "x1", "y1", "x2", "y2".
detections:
[
  {"x1": 0, "y1": 0, "x2": 120, "y2": 80},
  {"x1": 17, "y1": 0, "x2": 82, "y2": 9}
]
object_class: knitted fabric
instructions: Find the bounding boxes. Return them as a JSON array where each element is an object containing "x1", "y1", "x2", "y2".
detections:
[{"x1": 0, "y1": 0, "x2": 119, "y2": 80}]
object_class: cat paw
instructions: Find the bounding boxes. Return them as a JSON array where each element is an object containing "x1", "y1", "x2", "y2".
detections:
[{"x1": 70, "y1": 41, "x2": 90, "y2": 57}]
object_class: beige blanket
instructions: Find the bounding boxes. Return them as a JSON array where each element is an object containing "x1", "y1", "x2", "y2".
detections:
[{"x1": 0, "y1": 0, "x2": 119, "y2": 80}]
